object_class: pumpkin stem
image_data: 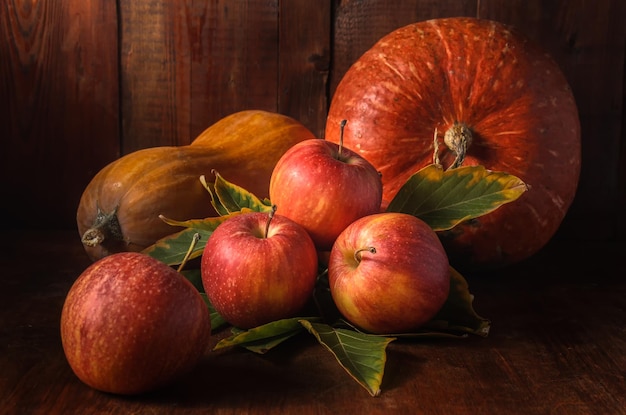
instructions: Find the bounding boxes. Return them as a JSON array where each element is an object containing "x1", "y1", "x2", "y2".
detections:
[
  {"x1": 354, "y1": 246, "x2": 376, "y2": 264},
  {"x1": 432, "y1": 128, "x2": 440, "y2": 165},
  {"x1": 81, "y1": 206, "x2": 124, "y2": 247},
  {"x1": 444, "y1": 121, "x2": 473, "y2": 169}
]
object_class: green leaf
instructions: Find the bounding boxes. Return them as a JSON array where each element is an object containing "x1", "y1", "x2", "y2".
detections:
[
  {"x1": 207, "y1": 171, "x2": 274, "y2": 215},
  {"x1": 214, "y1": 317, "x2": 321, "y2": 354},
  {"x1": 143, "y1": 227, "x2": 212, "y2": 266},
  {"x1": 422, "y1": 267, "x2": 491, "y2": 337},
  {"x1": 311, "y1": 269, "x2": 344, "y2": 325},
  {"x1": 143, "y1": 213, "x2": 244, "y2": 265},
  {"x1": 386, "y1": 164, "x2": 528, "y2": 231},
  {"x1": 181, "y1": 268, "x2": 204, "y2": 292},
  {"x1": 300, "y1": 320, "x2": 395, "y2": 397},
  {"x1": 198, "y1": 293, "x2": 229, "y2": 332}
]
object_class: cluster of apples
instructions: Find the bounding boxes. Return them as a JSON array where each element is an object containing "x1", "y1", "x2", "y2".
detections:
[
  {"x1": 202, "y1": 121, "x2": 451, "y2": 334},
  {"x1": 59, "y1": 122, "x2": 451, "y2": 396}
]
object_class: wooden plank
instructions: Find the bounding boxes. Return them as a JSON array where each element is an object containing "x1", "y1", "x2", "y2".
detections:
[
  {"x1": 0, "y1": 0, "x2": 119, "y2": 230},
  {"x1": 119, "y1": 0, "x2": 283, "y2": 151},
  {"x1": 479, "y1": 0, "x2": 626, "y2": 239},
  {"x1": 119, "y1": 0, "x2": 183, "y2": 151},
  {"x1": 278, "y1": 0, "x2": 331, "y2": 137},
  {"x1": 187, "y1": 0, "x2": 283, "y2": 138}
]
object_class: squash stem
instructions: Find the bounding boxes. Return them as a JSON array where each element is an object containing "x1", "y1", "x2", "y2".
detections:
[{"x1": 81, "y1": 206, "x2": 123, "y2": 247}]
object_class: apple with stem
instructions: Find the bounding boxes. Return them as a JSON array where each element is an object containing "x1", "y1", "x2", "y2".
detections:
[
  {"x1": 328, "y1": 212, "x2": 450, "y2": 334},
  {"x1": 201, "y1": 206, "x2": 319, "y2": 329},
  {"x1": 269, "y1": 120, "x2": 383, "y2": 251},
  {"x1": 60, "y1": 251, "x2": 211, "y2": 395}
]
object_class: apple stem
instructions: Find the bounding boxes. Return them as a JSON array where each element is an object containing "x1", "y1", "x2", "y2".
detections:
[
  {"x1": 264, "y1": 205, "x2": 278, "y2": 238},
  {"x1": 444, "y1": 121, "x2": 473, "y2": 169},
  {"x1": 338, "y1": 119, "x2": 347, "y2": 159},
  {"x1": 354, "y1": 246, "x2": 376, "y2": 263},
  {"x1": 177, "y1": 232, "x2": 201, "y2": 273}
]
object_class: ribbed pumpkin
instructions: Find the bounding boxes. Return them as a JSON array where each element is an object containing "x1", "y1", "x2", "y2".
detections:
[
  {"x1": 77, "y1": 110, "x2": 316, "y2": 261},
  {"x1": 325, "y1": 17, "x2": 581, "y2": 270}
]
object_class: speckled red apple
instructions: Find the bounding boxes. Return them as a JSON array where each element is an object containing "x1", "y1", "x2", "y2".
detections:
[
  {"x1": 60, "y1": 252, "x2": 211, "y2": 395},
  {"x1": 201, "y1": 210, "x2": 318, "y2": 329},
  {"x1": 328, "y1": 212, "x2": 450, "y2": 334}
]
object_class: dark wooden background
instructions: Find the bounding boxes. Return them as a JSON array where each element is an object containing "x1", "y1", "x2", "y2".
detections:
[{"x1": 2, "y1": 0, "x2": 625, "y2": 244}]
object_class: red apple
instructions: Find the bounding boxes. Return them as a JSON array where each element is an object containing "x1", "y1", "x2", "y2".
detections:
[
  {"x1": 60, "y1": 252, "x2": 211, "y2": 395},
  {"x1": 201, "y1": 208, "x2": 319, "y2": 329},
  {"x1": 269, "y1": 122, "x2": 383, "y2": 251},
  {"x1": 328, "y1": 212, "x2": 450, "y2": 334}
]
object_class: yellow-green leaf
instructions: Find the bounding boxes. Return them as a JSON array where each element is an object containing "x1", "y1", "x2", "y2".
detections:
[
  {"x1": 143, "y1": 213, "x2": 245, "y2": 265},
  {"x1": 208, "y1": 171, "x2": 273, "y2": 215},
  {"x1": 386, "y1": 164, "x2": 528, "y2": 231},
  {"x1": 214, "y1": 317, "x2": 320, "y2": 354},
  {"x1": 415, "y1": 266, "x2": 490, "y2": 337},
  {"x1": 158, "y1": 211, "x2": 249, "y2": 230},
  {"x1": 200, "y1": 174, "x2": 229, "y2": 216},
  {"x1": 300, "y1": 320, "x2": 395, "y2": 397}
]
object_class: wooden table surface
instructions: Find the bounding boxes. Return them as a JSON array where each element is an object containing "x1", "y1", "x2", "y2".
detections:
[{"x1": 1, "y1": 229, "x2": 625, "y2": 415}]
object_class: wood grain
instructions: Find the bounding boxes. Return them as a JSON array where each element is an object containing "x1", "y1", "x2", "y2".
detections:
[
  {"x1": 119, "y1": 0, "x2": 181, "y2": 151},
  {"x1": 0, "y1": 0, "x2": 119, "y2": 230},
  {"x1": 278, "y1": 1, "x2": 331, "y2": 138},
  {"x1": 119, "y1": 0, "x2": 281, "y2": 151}
]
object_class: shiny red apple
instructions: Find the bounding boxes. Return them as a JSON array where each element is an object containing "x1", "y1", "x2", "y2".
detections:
[
  {"x1": 201, "y1": 209, "x2": 319, "y2": 329},
  {"x1": 328, "y1": 212, "x2": 450, "y2": 334},
  {"x1": 60, "y1": 252, "x2": 211, "y2": 395},
  {"x1": 269, "y1": 122, "x2": 383, "y2": 251}
]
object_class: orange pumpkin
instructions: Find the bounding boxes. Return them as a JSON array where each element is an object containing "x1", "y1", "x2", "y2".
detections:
[{"x1": 326, "y1": 18, "x2": 581, "y2": 270}]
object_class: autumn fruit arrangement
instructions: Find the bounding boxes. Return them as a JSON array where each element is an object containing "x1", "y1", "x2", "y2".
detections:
[
  {"x1": 76, "y1": 109, "x2": 316, "y2": 261},
  {"x1": 61, "y1": 17, "x2": 581, "y2": 397}
]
